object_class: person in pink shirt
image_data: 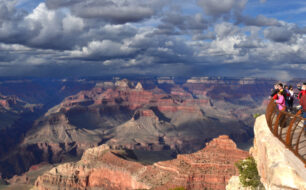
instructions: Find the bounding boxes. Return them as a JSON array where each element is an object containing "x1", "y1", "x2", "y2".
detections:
[{"x1": 275, "y1": 91, "x2": 286, "y2": 111}]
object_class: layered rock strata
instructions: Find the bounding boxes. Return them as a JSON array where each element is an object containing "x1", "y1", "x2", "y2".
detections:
[{"x1": 33, "y1": 135, "x2": 249, "y2": 190}]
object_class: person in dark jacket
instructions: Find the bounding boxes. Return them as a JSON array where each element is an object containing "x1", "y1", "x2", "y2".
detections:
[{"x1": 288, "y1": 86, "x2": 294, "y2": 111}]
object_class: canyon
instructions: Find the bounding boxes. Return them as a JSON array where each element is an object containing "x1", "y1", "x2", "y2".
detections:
[{"x1": 0, "y1": 77, "x2": 282, "y2": 189}]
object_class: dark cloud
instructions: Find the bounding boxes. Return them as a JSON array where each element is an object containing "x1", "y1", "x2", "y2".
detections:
[
  {"x1": 234, "y1": 39, "x2": 262, "y2": 49},
  {"x1": 157, "y1": 12, "x2": 208, "y2": 35},
  {"x1": 197, "y1": 0, "x2": 247, "y2": 18},
  {"x1": 192, "y1": 31, "x2": 216, "y2": 40},
  {"x1": 264, "y1": 26, "x2": 294, "y2": 42},
  {"x1": 72, "y1": 4, "x2": 153, "y2": 24},
  {"x1": 45, "y1": 0, "x2": 82, "y2": 9},
  {"x1": 236, "y1": 14, "x2": 280, "y2": 26},
  {"x1": 47, "y1": 0, "x2": 167, "y2": 24}
]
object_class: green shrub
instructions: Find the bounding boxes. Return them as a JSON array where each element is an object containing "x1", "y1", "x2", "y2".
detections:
[
  {"x1": 168, "y1": 187, "x2": 186, "y2": 190},
  {"x1": 235, "y1": 157, "x2": 261, "y2": 189},
  {"x1": 253, "y1": 113, "x2": 260, "y2": 119}
]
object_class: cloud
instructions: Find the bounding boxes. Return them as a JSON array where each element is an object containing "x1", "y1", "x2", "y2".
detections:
[
  {"x1": 197, "y1": 0, "x2": 247, "y2": 18},
  {"x1": 0, "y1": 2, "x2": 86, "y2": 50},
  {"x1": 214, "y1": 22, "x2": 241, "y2": 39},
  {"x1": 69, "y1": 40, "x2": 138, "y2": 60},
  {"x1": 46, "y1": 0, "x2": 167, "y2": 24},
  {"x1": 45, "y1": 0, "x2": 82, "y2": 9},
  {"x1": 0, "y1": 0, "x2": 305, "y2": 79},
  {"x1": 236, "y1": 14, "x2": 280, "y2": 26},
  {"x1": 264, "y1": 25, "x2": 295, "y2": 43},
  {"x1": 157, "y1": 12, "x2": 208, "y2": 36}
]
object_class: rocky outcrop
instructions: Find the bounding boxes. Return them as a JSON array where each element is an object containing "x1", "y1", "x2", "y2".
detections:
[
  {"x1": 135, "y1": 82, "x2": 143, "y2": 90},
  {"x1": 0, "y1": 94, "x2": 41, "y2": 112},
  {"x1": 33, "y1": 135, "x2": 248, "y2": 190},
  {"x1": 226, "y1": 176, "x2": 255, "y2": 190},
  {"x1": 7, "y1": 163, "x2": 55, "y2": 186},
  {"x1": 251, "y1": 115, "x2": 306, "y2": 190}
]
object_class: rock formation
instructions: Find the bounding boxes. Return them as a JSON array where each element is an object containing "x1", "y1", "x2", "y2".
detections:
[
  {"x1": 33, "y1": 135, "x2": 249, "y2": 190},
  {"x1": 135, "y1": 82, "x2": 143, "y2": 90},
  {"x1": 226, "y1": 176, "x2": 253, "y2": 190},
  {"x1": 0, "y1": 94, "x2": 38, "y2": 112},
  {"x1": 250, "y1": 115, "x2": 306, "y2": 190}
]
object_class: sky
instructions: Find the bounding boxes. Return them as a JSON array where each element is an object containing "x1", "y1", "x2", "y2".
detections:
[{"x1": 0, "y1": 0, "x2": 305, "y2": 80}]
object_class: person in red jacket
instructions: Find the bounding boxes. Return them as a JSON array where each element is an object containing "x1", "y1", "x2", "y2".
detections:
[
  {"x1": 299, "y1": 83, "x2": 306, "y2": 133},
  {"x1": 270, "y1": 83, "x2": 279, "y2": 100},
  {"x1": 298, "y1": 85, "x2": 306, "y2": 101}
]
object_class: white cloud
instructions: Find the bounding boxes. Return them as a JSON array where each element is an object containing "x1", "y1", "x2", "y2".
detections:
[
  {"x1": 70, "y1": 40, "x2": 137, "y2": 58},
  {"x1": 63, "y1": 14, "x2": 84, "y2": 33},
  {"x1": 0, "y1": 43, "x2": 31, "y2": 51}
]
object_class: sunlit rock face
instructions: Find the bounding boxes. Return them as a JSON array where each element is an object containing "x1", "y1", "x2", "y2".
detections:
[
  {"x1": 33, "y1": 135, "x2": 248, "y2": 190},
  {"x1": 251, "y1": 115, "x2": 306, "y2": 190}
]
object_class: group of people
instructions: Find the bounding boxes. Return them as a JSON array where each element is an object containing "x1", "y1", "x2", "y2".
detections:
[{"x1": 270, "y1": 82, "x2": 306, "y2": 120}]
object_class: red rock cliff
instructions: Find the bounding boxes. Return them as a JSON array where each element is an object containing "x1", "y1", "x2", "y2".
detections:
[{"x1": 34, "y1": 135, "x2": 248, "y2": 190}]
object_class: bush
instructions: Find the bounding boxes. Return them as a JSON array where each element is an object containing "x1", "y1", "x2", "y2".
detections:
[
  {"x1": 169, "y1": 187, "x2": 186, "y2": 190},
  {"x1": 253, "y1": 113, "x2": 260, "y2": 119},
  {"x1": 235, "y1": 157, "x2": 261, "y2": 189}
]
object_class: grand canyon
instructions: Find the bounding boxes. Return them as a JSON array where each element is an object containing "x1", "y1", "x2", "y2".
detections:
[
  {"x1": 1, "y1": 0, "x2": 306, "y2": 189},
  {"x1": 0, "y1": 76, "x2": 284, "y2": 189}
]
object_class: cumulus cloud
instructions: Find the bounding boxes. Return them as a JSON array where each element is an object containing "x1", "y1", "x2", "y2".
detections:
[
  {"x1": 0, "y1": 2, "x2": 87, "y2": 50},
  {"x1": 69, "y1": 40, "x2": 138, "y2": 60}
]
